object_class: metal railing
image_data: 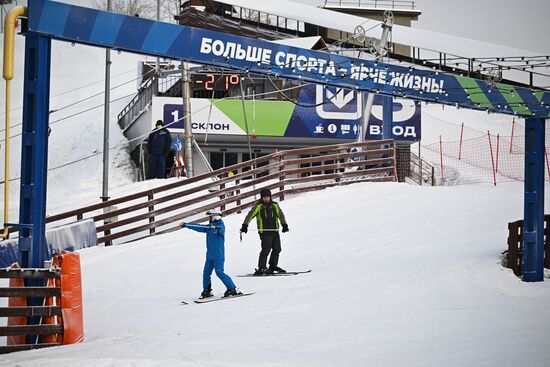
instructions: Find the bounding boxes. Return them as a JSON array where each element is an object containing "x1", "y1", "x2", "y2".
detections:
[
  {"x1": 324, "y1": 0, "x2": 416, "y2": 10},
  {"x1": 201, "y1": 2, "x2": 307, "y2": 36},
  {"x1": 409, "y1": 151, "x2": 435, "y2": 186},
  {"x1": 394, "y1": 147, "x2": 434, "y2": 185},
  {"x1": 117, "y1": 77, "x2": 155, "y2": 131}
]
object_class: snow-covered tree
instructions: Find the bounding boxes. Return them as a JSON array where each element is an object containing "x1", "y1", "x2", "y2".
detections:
[{"x1": 94, "y1": 0, "x2": 182, "y2": 22}]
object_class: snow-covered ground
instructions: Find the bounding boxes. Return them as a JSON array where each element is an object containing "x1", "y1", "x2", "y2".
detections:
[{"x1": 1, "y1": 182, "x2": 550, "y2": 367}]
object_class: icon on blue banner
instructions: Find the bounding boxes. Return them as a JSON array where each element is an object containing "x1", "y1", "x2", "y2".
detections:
[
  {"x1": 172, "y1": 136, "x2": 184, "y2": 152},
  {"x1": 315, "y1": 85, "x2": 363, "y2": 120},
  {"x1": 284, "y1": 84, "x2": 421, "y2": 141}
]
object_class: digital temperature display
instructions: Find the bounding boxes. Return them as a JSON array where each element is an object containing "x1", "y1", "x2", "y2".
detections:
[{"x1": 193, "y1": 73, "x2": 240, "y2": 91}]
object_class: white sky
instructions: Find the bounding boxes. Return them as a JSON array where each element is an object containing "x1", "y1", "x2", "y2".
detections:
[
  {"x1": 33, "y1": 0, "x2": 550, "y2": 54},
  {"x1": 296, "y1": 0, "x2": 550, "y2": 54}
]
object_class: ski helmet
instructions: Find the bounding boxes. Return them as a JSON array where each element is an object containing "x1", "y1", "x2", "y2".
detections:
[
  {"x1": 206, "y1": 209, "x2": 223, "y2": 221},
  {"x1": 260, "y1": 188, "x2": 272, "y2": 198}
]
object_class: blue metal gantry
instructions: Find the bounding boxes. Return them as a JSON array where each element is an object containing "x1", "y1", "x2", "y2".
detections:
[{"x1": 10, "y1": 0, "x2": 548, "y2": 281}]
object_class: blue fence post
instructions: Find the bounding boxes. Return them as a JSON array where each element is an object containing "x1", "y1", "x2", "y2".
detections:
[
  {"x1": 382, "y1": 95, "x2": 393, "y2": 140},
  {"x1": 18, "y1": 33, "x2": 51, "y2": 269},
  {"x1": 522, "y1": 117, "x2": 545, "y2": 282},
  {"x1": 382, "y1": 95, "x2": 394, "y2": 172}
]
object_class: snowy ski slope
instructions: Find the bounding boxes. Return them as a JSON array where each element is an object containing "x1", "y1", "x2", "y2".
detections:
[{"x1": 1, "y1": 183, "x2": 550, "y2": 366}]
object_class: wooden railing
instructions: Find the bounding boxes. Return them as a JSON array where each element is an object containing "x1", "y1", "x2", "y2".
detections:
[
  {"x1": 506, "y1": 215, "x2": 550, "y2": 276},
  {"x1": 0, "y1": 267, "x2": 63, "y2": 354},
  {"x1": 6, "y1": 140, "x2": 397, "y2": 246}
]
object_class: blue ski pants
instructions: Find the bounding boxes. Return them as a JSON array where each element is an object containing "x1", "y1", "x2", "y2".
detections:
[
  {"x1": 148, "y1": 154, "x2": 166, "y2": 179},
  {"x1": 203, "y1": 259, "x2": 236, "y2": 291}
]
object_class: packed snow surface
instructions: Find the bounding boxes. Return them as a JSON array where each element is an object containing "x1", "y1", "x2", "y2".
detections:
[{"x1": 1, "y1": 182, "x2": 550, "y2": 367}]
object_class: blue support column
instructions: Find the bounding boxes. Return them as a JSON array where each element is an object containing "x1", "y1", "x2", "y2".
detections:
[
  {"x1": 18, "y1": 34, "x2": 51, "y2": 269},
  {"x1": 382, "y1": 95, "x2": 393, "y2": 140},
  {"x1": 522, "y1": 117, "x2": 545, "y2": 282},
  {"x1": 382, "y1": 96, "x2": 393, "y2": 170}
]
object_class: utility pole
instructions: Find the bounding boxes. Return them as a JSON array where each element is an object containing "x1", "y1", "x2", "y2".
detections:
[
  {"x1": 357, "y1": 11, "x2": 393, "y2": 143},
  {"x1": 181, "y1": 61, "x2": 193, "y2": 177},
  {"x1": 101, "y1": 0, "x2": 111, "y2": 202},
  {"x1": 239, "y1": 79, "x2": 253, "y2": 164},
  {"x1": 101, "y1": 0, "x2": 113, "y2": 246},
  {"x1": 156, "y1": 0, "x2": 160, "y2": 73}
]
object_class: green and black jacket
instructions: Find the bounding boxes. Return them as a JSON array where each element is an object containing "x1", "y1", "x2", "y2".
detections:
[{"x1": 243, "y1": 200, "x2": 287, "y2": 234}]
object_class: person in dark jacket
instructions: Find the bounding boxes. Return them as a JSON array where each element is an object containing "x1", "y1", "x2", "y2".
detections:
[
  {"x1": 181, "y1": 210, "x2": 241, "y2": 298},
  {"x1": 240, "y1": 188, "x2": 289, "y2": 275},
  {"x1": 147, "y1": 120, "x2": 172, "y2": 179}
]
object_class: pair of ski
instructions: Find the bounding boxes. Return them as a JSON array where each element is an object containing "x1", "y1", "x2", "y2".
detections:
[
  {"x1": 181, "y1": 292, "x2": 255, "y2": 304},
  {"x1": 237, "y1": 269, "x2": 312, "y2": 277},
  {"x1": 182, "y1": 270, "x2": 311, "y2": 304}
]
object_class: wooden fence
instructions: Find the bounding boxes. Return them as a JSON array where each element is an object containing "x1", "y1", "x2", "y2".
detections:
[
  {"x1": 0, "y1": 267, "x2": 63, "y2": 354},
  {"x1": 6, "y1": 140, "x2": 397, "y2": 246},
  {"x1": 506, "y1": 215, "x2": 550, "y2": 276}
]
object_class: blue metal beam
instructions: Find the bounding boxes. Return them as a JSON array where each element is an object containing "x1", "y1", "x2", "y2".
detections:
[
  {"x1": 26, "y1": 0, "x2": 550, "y2": 119},
  {"x1": 522, "y1": 117, "x2": 545, "y2": 282},
  {"x1": 18, "y1": 34, "x2": 51, "y2": 268},
  {"x1": 17, "y1": 1, "x2": 546, "y2": 283}
]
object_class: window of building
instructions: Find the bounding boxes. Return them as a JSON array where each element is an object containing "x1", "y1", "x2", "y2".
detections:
[
  {"x1": 242, "y1": 152, "x2": 269, "y2": 178},
  {"x1": 210, "y1": 152, "x2": 224, "y2": 171},
  {"x1": 225, "y1": 152, "x2": 238, "y2": 167},
  {"x1": 299, "y1": 153, "x2": 333, "y2": 176},
  {"x1": 210, "y1": 151, "x2": 240, "y2": 171}
]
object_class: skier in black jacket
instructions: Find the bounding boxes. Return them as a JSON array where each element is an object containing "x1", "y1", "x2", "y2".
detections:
[
  {"x1": 147, "y1": 120, "x2": 172, "y2": 179},
  {"x1": 240, "y1": 188, "x2": 289, "y2": 275}
]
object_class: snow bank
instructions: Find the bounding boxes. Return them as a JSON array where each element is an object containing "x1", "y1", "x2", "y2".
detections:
[{"x1": 0, "y1": 219, "x2": 97, "y2": 267}]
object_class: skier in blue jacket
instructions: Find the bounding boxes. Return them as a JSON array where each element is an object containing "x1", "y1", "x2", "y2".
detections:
[{"x1": 181, "y1": 210, "x2": 241, "y2": 299}]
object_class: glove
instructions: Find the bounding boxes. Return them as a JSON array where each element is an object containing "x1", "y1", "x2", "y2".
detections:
[
  {"x1": 282, "y1": 224, "x2": 289, "y2": 233},
  {"x1": 180, "y1": 222, "x2": 187, "y2": 228},
  {"x1": 240, "y1": 224, "x2": 248, "y2": 233}
]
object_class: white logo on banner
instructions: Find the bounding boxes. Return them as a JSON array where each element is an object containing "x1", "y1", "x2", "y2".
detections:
[
  {"x1": 315, "y1": 84, "x2": 416, "y2": 123},
  {"x1": 371, "y1": 99, "x2": 416, "y2": 122},
  {"x1": 325, "y1": 88, "x2": 355, "y2": 109},
  {"x1": 315, "y1": 85, "x2": 363, "y2": 120}
]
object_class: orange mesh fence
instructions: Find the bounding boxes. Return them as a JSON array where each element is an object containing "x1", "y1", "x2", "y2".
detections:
[{"x1": 422, "y1": 131, "x2": 550, "y2": 185}]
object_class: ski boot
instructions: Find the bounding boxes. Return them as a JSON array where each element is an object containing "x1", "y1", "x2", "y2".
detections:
[
  {"x1": 223, "y1": 288, "x2": 242, "y2": 298},
  {"x1": 199, "y1": 284, "x2": 213, "y2": 299},
  {"x1": 254, "y1": 267, "x2": 269, "y2": 276},
  {"x1": 269, "y1": 266, "x2": 286, "y2": 274}
]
